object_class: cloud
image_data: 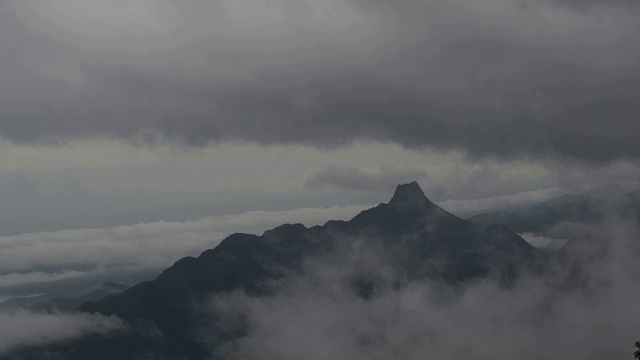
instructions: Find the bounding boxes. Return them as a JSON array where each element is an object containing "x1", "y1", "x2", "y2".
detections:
[
  {"x1": 304, "y1": 162, "x2": 564, "y2": 209},
  {"x1": 0, "y1": 205, "x2": 366, "y2": 288},
  {"x1": 302, "y1": 159, "x2": 640, "y2": 215},
  {"x1": 438, "y1": 187, "x2": 564, "y2": 215},
  {"x1": 0, "y1": 0, "x2": 639, "y2": 162},
  {"x1": 0, "y1": 311, "x2": 125, "y2": 354},
  {"x1": 0, "y1": 271, "x2": 90, "y2": 289},
  {"x1": 305, "y1": 164, "x2": 428, "y2": 192},
  {"x1": 519, "y1": 232, "x2": 569, "y2": 250},
  {"x1": 204, "y1": 214, "x2": 640, "y2": 360}
]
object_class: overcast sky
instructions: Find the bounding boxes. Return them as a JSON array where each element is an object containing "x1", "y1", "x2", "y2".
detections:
[
  {"x1": 1, "y1": 0, "x2": 639, "y2": 160},
  {"x1": 0, "y1": 0, "x2": 639, "y2": 289}
]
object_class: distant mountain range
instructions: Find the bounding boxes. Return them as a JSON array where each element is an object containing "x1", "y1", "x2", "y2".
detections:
[
  {"x1": 9, "y1": 182, "x2": 628, "y2": 359},
  {"x1": 0, "y1": 282, "x2": 129, "y2": 313},
  {"x1": 468, "y1": 185, "x2": 640, "y2": 235}
]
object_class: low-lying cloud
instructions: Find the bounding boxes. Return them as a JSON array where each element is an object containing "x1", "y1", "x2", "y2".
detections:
[
  {"x1": 206, "y1": 216, "x2": 640, "y2": 359},
  {"x1": 0, "y1": 205, "x2": 366, "y2": 288},
  {"x1": 0, "y1": 311, "x2": 125, "y2": 354}
]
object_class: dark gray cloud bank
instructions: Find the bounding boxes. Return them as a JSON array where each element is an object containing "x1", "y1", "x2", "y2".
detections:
[{"x1": 1, "y1": 0, "x2": 639, "y2": 162}]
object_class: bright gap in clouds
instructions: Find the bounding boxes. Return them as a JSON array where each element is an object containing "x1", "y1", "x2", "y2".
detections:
[
  {"x1": 519, "y1": 232, "x2": 569, "y2": 250},
  {"x1": 1, "y1": 139, "x2": 639, "y2": 235}
]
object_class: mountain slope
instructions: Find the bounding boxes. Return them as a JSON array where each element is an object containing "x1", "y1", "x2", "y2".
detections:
[{"x1": 9, "y1": 182, "x2": 542, "y2": 360}]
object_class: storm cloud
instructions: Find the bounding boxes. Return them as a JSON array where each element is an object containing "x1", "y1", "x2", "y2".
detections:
[{"x1": 1, "y1": 0, "x2": 639, "y2": 162}]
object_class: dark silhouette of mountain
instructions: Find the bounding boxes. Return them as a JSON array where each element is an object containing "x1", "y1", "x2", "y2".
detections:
[{"x1": 7, "y1": 182, "x2": 543, "y2": 360}]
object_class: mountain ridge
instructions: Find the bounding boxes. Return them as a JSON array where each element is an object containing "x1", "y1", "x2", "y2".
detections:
[{"x1": 10, "y1": 182, "x2": 543, "y2": 360}]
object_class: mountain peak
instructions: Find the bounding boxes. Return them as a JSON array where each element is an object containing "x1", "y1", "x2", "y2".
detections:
[{"x1": 389, "y1": 181, "x2": 431, "y2": 208}]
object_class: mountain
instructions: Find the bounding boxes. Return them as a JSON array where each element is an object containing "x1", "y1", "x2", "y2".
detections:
[
  {"x1": 468, "y1": 185, "x2": 640, "y2": 235},
  {"x1": 8, "y1": 182, "x2": 543, "y2": 360},
  {"x1": 0, "y1": 282, "x2": 129, "y2": 312}
]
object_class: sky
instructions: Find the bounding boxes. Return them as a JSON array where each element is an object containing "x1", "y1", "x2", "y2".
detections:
[{"x1": 0, "y1": 0, "x2": 639, "y2": 292}]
